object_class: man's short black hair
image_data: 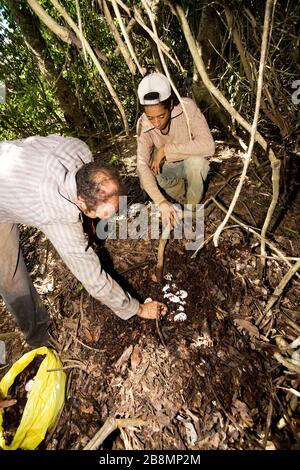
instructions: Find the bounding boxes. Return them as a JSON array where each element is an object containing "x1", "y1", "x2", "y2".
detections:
[
  {"x1": 76, "y1": 161, "x2": 120, "y2": 212},
  {"x1": 141, "y1": 92, "x2": 179, "y2": 112}
]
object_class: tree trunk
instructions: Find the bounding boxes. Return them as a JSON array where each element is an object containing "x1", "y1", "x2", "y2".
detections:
[
  {"x1": 7, "y1": 0, "x2": 93, "y2": 133},
  {"x1": 191, "y1": 1, "x2": 230, "y2": 129}
]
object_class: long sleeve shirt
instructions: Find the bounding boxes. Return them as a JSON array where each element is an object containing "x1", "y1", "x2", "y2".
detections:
[
  {"x1": 0, "y1": 135, "x2": 139, "y2": 319},
  {"x1": 137, "y1": 97, "x2": 215, "y2": 204}
]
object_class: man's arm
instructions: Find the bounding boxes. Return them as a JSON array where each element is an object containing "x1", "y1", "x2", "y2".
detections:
[
  {"x1": 41, "y1": 222, "x2": 139, "y2": 319},
  {"x1": 164, "y1": 99, "x2": 215, "y2": 162},
  {"x1": 136, "y1": 120, "x2": 166, "y2": 205}
]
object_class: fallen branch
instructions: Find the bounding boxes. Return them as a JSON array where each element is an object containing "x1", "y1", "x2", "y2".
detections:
[
  {"x1": 156, "y1": 308, "x2": 167, "y2": 347},
  {"x1": 265, "y1": 258, "x2": 300, "y2": 313},
  {"x1": 260, "y1": 158, "x2": 281, "y2": 269},
  {"x1": 83, "y1": 417, "x2": 147, "y2": 450},
  {"x1": 198, "y1": 197, "x2": 300, "y2": 279}
]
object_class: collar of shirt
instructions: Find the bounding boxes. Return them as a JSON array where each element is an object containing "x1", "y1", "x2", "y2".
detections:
[
  {"x1": 142, "y1": 102, "x2": 183, "y2": 133},
  {"x1": 59, "y1": 168, "x2": 79, "y2": 206}
]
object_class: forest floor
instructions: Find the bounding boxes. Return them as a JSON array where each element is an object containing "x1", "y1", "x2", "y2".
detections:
[{"x1": 0, "y1": 134, "x2": 300, "y2": 450}]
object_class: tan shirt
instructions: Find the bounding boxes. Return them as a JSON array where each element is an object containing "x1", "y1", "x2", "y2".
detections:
[{"x1": 136, "y1": 98, "x2": 215, "y2": 204}]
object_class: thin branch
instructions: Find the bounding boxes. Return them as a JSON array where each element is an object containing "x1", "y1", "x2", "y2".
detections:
[
  {"x1": 49, "y1": 0, "x2": 129, "y2": 134},
  {"x1": 172, "y1": 3, "x2": 278, "y2": 161},
  {"x1": 203, "y1": 197, "x2": 300, "y2": 280},
  {"x1": 142, "y1": 0, "x2": 192, "y2": 140},
  {"x1": 111, "y1": 0, "x2": 145, "y2": 75},
  {"x1": 75, "y1": 0, "x2": 87, "y2": 62},
  {"x1": 260, "y1": 158, "x2": 281, "y2": 268},
  {"x1": 213, "y1": 0, "x2": 275, "y2": 247},
  {"x1": 112, "y1": 0, "x2": 131, "y2": 17},
  {"x1": 101, "y1": 0, "x2": 136, "y2": 74},
  {"x1": 83, "y1": 417, "x2": 147, "y2": 450},
  {"x1": 27, "y1": 0, "x2": 107, "y2": 61},
  {"x1": 27, "y1": 0, "x2": 78, "y2": 46},
  {"x1": 133, "y1": 7, "x2": 183, "y2": 71},
  {"x1": 265, "y1": 258, "x2": 300, "y2": 313},
  {"x1": 114, "y1": 17, "x2": 136, "y2": 55}
]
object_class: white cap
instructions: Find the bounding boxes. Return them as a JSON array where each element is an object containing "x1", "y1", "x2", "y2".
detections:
[{"x1": 138, "y1": 73, "x2": 171, "y2": 105}]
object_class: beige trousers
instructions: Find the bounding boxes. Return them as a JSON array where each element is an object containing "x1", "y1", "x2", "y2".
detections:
[
  {"x1": 0, "y1": 224, "x2": 50, "y2": 346},
  {"x1": 156, "y1": 156, "x2": 210, "y2": 204}
]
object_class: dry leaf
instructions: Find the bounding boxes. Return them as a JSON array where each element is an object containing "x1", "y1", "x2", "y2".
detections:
[
  {"x1": 0, "y1": 399, "x2": 17, "y2": 410},
  {"x1": 80, "y1": 404, "x2": 94, "y2": 414},
  {"x1": 115, "y1": 345, "x2": 133, "y2": 370},
  {"x1": 234, "y1": 318, "x2": 260, "y2": 339},
  {"x1": 82, "y1": 327, "x2": 93, "y2": 344},
  {"x1": 232, "y1": 399, "x2": 254, "y2": 428},
  {"x1": 92, "y1": 325, "x2": 101, "y2": 343},
  {"x1": 131, "y1": 345, "x2": 142, "y2": 371}
]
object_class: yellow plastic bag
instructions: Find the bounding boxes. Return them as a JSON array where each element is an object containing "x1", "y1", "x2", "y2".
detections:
[{"x1": 0, "y1": 346, "x2": 66, "y2": 450}]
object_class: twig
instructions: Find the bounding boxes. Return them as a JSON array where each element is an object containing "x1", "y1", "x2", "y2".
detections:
[
  {"x1": 111, "y1": 0, "x2": 131, "y2": 16},
  {"x1": 49, "y1": 0, "x2": 129, "y2": 134},
  {"x1": 156, "y1": 308, "x2": 167, "y2": 347},
  {"x1": 212, "y1": 0, "x2": 275, "y2": 247},
  {"x1": 47, "y1": 365, "x2": 86, "y2": 372},
  {"x1": 202, "y1": 197, "x2": 300, "y2": 279},
  {"x1": 191, "y1": 224, "x2": 240, "y2": 259},
  {"x1": 75, "y1": 0, "x2": 87, "y2": 62},
  {"x1": 69, "y1": 332, "x2": 105, "y2": 352},
  {"x1": 260, "y1": 158, "x2": 281, "y2": 268},
  {"x1": 273, "y1": 353, "x2": 300, "y2": 374},
  {"x1": 265, "y1": 258, "x2": 300, "y2": 312},
  {"x1": 155, "y1": 222, "x2": 171, "y2": 283},
  {"x1": 111, "y1": 0, "x2": 144, "y2": 75},
  {"x1": 101, "y1": 0, "x2": 136, "y2": 74},
  {"x1": 142, "y1": 0, "x2": 192, "y2": 141},
  {"x1": 254, "y1": 254, "x2": 300, "y2": 262},
  {"x1": 133, "y1": 7, "x2": 182, "y2": 71},
  {"x1": 262, "y1": 399, "x2": 273, "y2": 449},
  {"x1": 83, "y1": 417, "x2": 147, "y2": 450},
  {"x1": 119, "y1": 261, "x2": 149, "y2": 274}
]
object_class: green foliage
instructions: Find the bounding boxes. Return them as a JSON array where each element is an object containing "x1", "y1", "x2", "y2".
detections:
[
  {"x1": 0, "y1": 5, "x2": 68, "y2": 140},
  {"x1": 0, "y1": 0, "x2": 298, "y2": 147},
  {"x1": 109, "y1": 153, "x2": 122, "y2": 166}
]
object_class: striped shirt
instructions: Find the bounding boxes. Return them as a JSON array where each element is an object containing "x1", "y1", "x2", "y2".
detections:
[{"x1": 0, "y1": 135, "x2": 139, "y2": 319}]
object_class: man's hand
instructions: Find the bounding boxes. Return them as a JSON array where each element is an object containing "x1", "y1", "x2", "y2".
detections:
[
  {"x1": 137, "y1": 301, "x2": 167, "y2": 319},
  {"x1": 159, "y1": 200, "x2": 180, "y2": 228},
  {"x1": 151, "y1": 146, "x2": 165, "y2": 175}
]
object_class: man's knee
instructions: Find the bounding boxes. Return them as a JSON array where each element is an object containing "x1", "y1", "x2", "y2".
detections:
[
  {"x1": 184, "y1": 157, "x2": 210, "y2": 180},
  {"x1": 156, "y1": 174, "x2": 185, "y2": 201}
]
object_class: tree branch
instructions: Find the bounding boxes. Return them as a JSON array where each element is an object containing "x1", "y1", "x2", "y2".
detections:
[
  {"x1": 213, "y1": 0, "x2": 275, "y2": 247},
  {"x1": 49, "y1": 0, "x2": 129, "y2": 134},
  {"x1": 111, "y1": 0, "x2": 145, "y2": 76},
  {"x1": 142, "y1": 0, "x2": 191, "y2": 140},
  {"x1": 101, "y1": 0, "x2": 136, "y2": 74}
]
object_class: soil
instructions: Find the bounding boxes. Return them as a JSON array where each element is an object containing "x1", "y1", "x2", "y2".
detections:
[{"x1": 0, "y1": 135, "x2": 299, "y2": 450}]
